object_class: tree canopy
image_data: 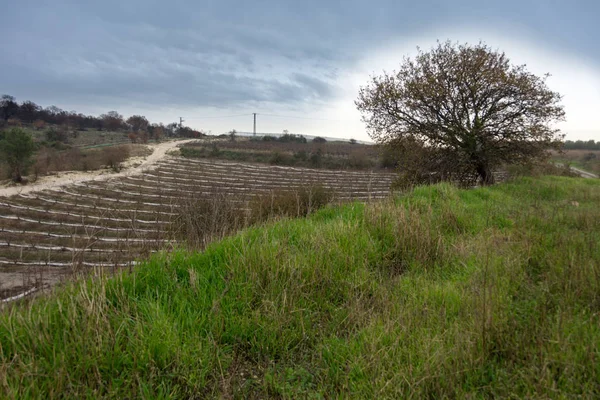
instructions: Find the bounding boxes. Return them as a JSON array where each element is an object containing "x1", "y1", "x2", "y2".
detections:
[{"x1": 356, "y1": 41, "x2": 565, "y2": 184}]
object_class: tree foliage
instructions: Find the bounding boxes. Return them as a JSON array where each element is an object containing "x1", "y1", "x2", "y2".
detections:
[
  {"x1": 126, "y1": 115, "x2": 149, "y2": 132},
  {"x1": 0, "y1": 95, "x2": 19, "y2": 122},
  {"x1": 356, "y1": 41, "x2": 565, "y2": 184},
  {"x1": 100, "y1": 111, "x2": 125, "y2": 131},
  {"x1": 0, "y1": 128, "x2": 36, "y2": 182}
]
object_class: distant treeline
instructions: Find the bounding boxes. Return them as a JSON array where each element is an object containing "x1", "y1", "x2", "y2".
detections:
[
  {"x1": 563, "y1": 140, "x2": 600, "y2": 150},
  {"x1": 0, "y1": 94, "x2": 205, "y2": 138}
]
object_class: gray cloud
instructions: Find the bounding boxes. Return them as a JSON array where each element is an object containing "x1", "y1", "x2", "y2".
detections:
[{"x1": 1, "y1": 0, "x2": 599, "y2": 114}]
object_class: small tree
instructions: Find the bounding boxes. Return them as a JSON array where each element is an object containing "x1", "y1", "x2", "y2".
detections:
[
  {"x1": 356, "y1": 41, "x2": 565, "y2": 184},
  {"x1": 0, "y1": 128, "x2": 36, "y2": 182}
]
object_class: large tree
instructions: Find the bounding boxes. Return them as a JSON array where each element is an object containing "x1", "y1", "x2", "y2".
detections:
[
  {"x1": 356, "y1": 41, "x2": 565, "y2": 184},
  {"x1": 0, "y1": 128, "x2": 36, "y2": 182}
]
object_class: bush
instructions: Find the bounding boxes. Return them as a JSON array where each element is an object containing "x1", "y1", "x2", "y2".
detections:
[
  {"x1": 269, "y1": 152, "x2": 293, "y2": 166},
  {"x1": 309, "y1": 149, "x2": 323, "y2": 167},
  {"x1": 172, "y1": 192, "x2": 247, "y2": 249},
  {"x1": 45, "y1": 127, "x2": 69, "y2": 144},
  {"x1": 101, "y1": 145, "x2": 131, "y2": 172},
  {"x1": 294, "y1": 150, "x2": 308, "y2": 161},
  {"x1": 312, "y1": 136, "x2": 327, "y2": 143},
  {"x1": 279, "y1": 133, "x2": 307, "y2": 143},
  {"x1": 0, "y1": 127, "x2": 36, "y2": 182},
  {"x1": 249, "y1": 184, "x2": 335, "y2": 222}
]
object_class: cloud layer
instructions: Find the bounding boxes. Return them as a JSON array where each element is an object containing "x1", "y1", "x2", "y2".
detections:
[{"x1": 1, "y1": 0, "x2": 599, "y2": 139}]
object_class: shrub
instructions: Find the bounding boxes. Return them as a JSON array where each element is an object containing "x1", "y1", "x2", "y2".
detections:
[
  {"x1": 269, "y1": 151, "x2": 293, "y2": 166},
  {"x1": 101, "y1": 145, "x2": 131, "y2": 172},
  {"x1": 172, "y1": 192, "x2": 247, "y2": 249},
  {"x1": 309, "y1": 149, "x2": 323, "y2": 167},
  {"x1": 248, "y1": 184, "x2": 335, "y2": 222},
  {"x1": 0, "y1": 127, "x2": 36, "y2": 182},
  {"x1": 294, "y1": 150, "x2": 308, "y2": 161},
  {"x1": 312, "y1": 136, "x2": 327, "y2": 143},
  {"x1": 33, "y1": 119, "x2": 46, "y2": 130},
  {"x1": 45, "y1": 127, "x2": 69, "y2": 144},
  {"x1": 279, "y1": 133, "x2": 307, "y2": 143}
]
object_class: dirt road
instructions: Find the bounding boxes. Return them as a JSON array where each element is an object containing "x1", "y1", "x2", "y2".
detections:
[
  {"x1": 570, "y1": 166, "x2": 598, "y2": 179},
  {"x1": 0, "y1": 139, "x2": 196, "y2": 197}
]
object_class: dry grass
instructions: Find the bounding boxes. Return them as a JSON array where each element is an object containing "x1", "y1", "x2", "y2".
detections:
[{"x1": 31, "y1": 144, "x2": 140, "y2": 178}]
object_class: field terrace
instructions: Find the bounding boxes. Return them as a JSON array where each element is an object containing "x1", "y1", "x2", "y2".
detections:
[{"x1": 0, "y1": 157, "x2": 395, "y2": 301}]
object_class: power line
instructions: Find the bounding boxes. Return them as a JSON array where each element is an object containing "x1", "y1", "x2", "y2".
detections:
[
  {"x1": 185, "y1": 113, "x2": 252, "y2": 120},
  {"x1": 259, "y1": 113, "x2": 342, "y2": 122}
]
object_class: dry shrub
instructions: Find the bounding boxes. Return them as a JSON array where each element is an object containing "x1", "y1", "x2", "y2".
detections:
[
  {"x1": 172, "y1": 184, "x2": 336, "y2": 249},
  {"x1": 248, "y1": 185, "x2": 335, "y2": 222},
  {"x1": 171, "y1": 192, "x2": 247, "y2": 249},
  {"x1": 30, "y1": 144, "x2": 132, "y2": 177},
  {"x1": 100, "y1": 145, "x2": 131, "y2": 171}
]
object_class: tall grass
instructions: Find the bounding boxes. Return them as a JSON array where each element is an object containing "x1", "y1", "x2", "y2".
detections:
[{"x1": 1, "y1": 176, "x2": 599, "y2": 398}]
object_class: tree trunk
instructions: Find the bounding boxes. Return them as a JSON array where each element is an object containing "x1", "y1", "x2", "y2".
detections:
[{"x1": 476, "y1": 162, "x2": 495, "y2": 185}]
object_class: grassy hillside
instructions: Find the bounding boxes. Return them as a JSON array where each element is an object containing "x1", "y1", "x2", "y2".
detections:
[{"x1": 1, "y1": 176, "x2": 599, "y2": 398}]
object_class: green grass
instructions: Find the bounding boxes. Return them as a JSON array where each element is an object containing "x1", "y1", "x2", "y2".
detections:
[{"x1": 1, "y1": 176, "x2": 599, "y2": 398}]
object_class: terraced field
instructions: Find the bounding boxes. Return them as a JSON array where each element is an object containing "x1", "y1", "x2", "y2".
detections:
[{"x1": 0, "y1": 156, "x2": 395, "y2": 301}]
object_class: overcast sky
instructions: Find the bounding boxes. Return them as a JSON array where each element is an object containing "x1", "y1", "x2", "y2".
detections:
[{"x1": 1, "y1": 0, "x2": 599, "y2": 141}]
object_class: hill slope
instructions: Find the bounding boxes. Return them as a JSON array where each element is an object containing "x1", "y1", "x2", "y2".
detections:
[{"x1": 1, "y1": 176, "x2": 599, "y2": 398}]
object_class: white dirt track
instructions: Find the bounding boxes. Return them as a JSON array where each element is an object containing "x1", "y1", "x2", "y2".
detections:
[{"x1": 0, "y1": 139, "x2": 196, "y2": 198}]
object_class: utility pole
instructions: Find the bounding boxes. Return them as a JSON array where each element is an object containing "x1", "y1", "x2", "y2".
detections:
[
  {"x1": 179, "y1": 117, "x2": 184, "y2": 129},
  {"x1": 253, "y1": 113, "x2": 257, "y2": 136}
]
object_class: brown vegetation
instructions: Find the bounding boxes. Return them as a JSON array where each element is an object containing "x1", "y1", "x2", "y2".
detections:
[{"x1": 30, "y1": 144, "x2": 134, "y2": 179}]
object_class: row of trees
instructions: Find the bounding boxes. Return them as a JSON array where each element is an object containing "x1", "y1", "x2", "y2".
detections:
[
  {"x1": 0, "y1": 95, "x2": 204, "y2": 138},
  {"x1": 563, "y1": 140, "x2": 600, "y2": 150}
]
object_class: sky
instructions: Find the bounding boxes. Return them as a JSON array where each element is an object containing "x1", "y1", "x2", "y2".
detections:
[{"x1": 1, "y1": 0, "x2": 599, "y2": 141}]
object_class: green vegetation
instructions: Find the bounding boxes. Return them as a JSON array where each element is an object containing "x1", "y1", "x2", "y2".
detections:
[
  {"x1": 0, "y1": 127, "x2": 36, "y2": 182},
  {"x1": 1, "y1": 176, "x2": 599, "y2": 398}
]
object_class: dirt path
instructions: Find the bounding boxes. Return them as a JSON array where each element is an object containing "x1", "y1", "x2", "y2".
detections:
[
  {"x1": 0, "y1": 139, "x2": 196, "y2": 197},
  {"x1": 570, "y1": 166, "x2": 598, "y2": 179}
]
